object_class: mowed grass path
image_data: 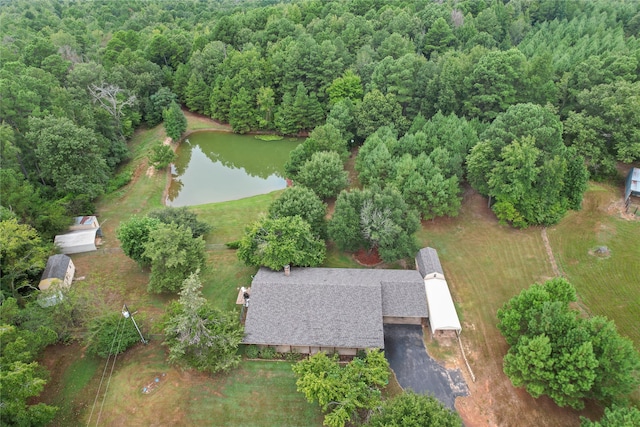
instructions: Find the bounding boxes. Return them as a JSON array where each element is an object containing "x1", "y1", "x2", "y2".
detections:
[{"x1": 548, "y1": 183, "x2": 640, "y2": 346}]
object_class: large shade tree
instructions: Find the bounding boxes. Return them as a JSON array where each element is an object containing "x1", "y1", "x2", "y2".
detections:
[
  {"x1": 0, "y1": 324, "x2": 58, "y2": 426},
  {"x1": 0, "y1": 219, "x2": 50, "y2": 297},
  {"x1": 268, "y1": 186, "x2": 327, "y2": 239},
  {"x1": 497, "y1": 278, "x2": 640, "y2": 409},
  {"x1": 143, "y1": 222, "x2": 206, "y2": 293},
  {"x1": 237, "y1": 215, "x2": 326, "y2": 271},
  {"x1": 467, "y1": 103, "x2": 589, "y2": 227},
  {"x1": 116, "y1": 215, "x2": 161, "y2": 267},
  {"x1": 27, "y1": 116, "x2": 111, "y2": 199}
]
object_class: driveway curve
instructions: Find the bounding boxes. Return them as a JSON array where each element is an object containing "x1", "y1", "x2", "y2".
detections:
[{"x1": 383, "y1": 324, "x2": 468, "y2": 410}]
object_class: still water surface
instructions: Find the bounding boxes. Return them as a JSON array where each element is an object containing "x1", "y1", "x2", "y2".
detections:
[{"x1": 167, "y1": 132, "x2": 301, "y2": 207}]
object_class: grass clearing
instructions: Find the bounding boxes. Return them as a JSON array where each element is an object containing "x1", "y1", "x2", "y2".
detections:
[
  {"x1": 193, "y1": 191, "x2": 282, "y2": 245},
  {"x1": 75, "y1": 340, "x2": 323, "y2": 427},
  {"x1": 187, "y1": 361, "x2": 324, "y2": 426},
  {"x1": 417, "y1": 187, "x2": 605, "y2": 426},
  {"x1": 39, "y1": 118, "x2": 640, "y2": 427},
  {"x1": 548, "y1": 183, "x2": 640, "y2": 346}
]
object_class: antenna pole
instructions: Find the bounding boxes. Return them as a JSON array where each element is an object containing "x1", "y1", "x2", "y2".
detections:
[{"x1": 122, "y1": 304, "x2": 147, "y2": 344}]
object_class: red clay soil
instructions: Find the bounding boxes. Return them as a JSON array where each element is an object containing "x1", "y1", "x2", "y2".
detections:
[{"x1": 353, "y1": 247, "x2": 383, "y2": 266}]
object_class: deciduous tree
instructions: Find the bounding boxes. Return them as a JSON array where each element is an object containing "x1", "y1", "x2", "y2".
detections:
[
  {"x1": 268, "y1": 186, "x2": 327, "y2": 239},
  {"x1": 27, "y1": 116, "x2": 110, "y2": 199},
  {"x1": 116, "y1": 215, "x2": 162, "y2": 267},
  {"x1": 148, "y1": 206, "x2": 212, "y2": 238},
  {"x1": 237, "y1": 216, "x2": 325, "y2": 271},
  {"x1": 143, "y1": 222, "x2": 206, "y2": 293},
  {"x1": 0, "y1": 219, "x2": 50, "y2": 297},
  {"x1": 149, "y1": 143, "x2": 176, "y2": 170},
  {"x1": 85, "y1": 312, "x2": 144, "y2": 358},
  {"x1": 466, "y1": 103, "x2": 588, "y2": 227},
  {"x1": 497, "y1": 278, "x2": 640, "y2": 409},
  {"x1": 293, "y1": 350, "x2": 389, "y2": 427},
  {"x1": 366, "y1": 391, "x2": 462, "y2": 427}
]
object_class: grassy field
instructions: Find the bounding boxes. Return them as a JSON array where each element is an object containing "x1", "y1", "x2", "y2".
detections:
[
  {"x1": 39, "y1": 116, "x2": 639, "y2": 427},
  {"x1": 548, "y1": 183, "x2": 640, "y2": 345}
]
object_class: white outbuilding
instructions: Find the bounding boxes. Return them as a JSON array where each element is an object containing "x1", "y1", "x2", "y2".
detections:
[
  {"x1": 54, "y1": 216, "x2": 101, "y2": 254},
  {"x1": 415, "y1": 247, "x2": 462, "y2": 337}
]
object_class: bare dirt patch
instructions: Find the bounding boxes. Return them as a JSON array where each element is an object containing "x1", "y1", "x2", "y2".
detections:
[{"x1": 353, "y1": 247, "x2": 383, "y2": 266}]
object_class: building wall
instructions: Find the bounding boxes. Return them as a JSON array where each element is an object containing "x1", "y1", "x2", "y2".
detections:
[
  {"x1": 39, "y1": 278, "x2": 62, "y2": 291},
  {"x1": 383, "y1": 316, "x2": 424, "y2": 325},
  {"x1": 262, "y1": 344, "x2": 360, "y2": 356},
  {"x1": 64, "y1": 260, "x2": 75, "y2": 287}
]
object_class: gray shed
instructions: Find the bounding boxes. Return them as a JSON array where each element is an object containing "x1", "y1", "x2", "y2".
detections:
[
  {"x1": 39, "y1": 254, "x2": 75, "y2": 291},
  {"x1": 416, "y1": 247, "x2": 445, "y2": 280}
]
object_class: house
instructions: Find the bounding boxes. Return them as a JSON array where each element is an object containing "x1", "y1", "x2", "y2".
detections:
[
  {"x1": 243, "y1": 267, "x2": 429, "y2": 356},
  {"x1": 39, "y1": 254, "x2": 75, "y2": 291},
  {"x1": 54, "y1": 216, "x2": 101, "y2": 254}
]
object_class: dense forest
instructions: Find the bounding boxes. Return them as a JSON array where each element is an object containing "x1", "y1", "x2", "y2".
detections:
[
  {"x1": 1, "y1": 0, "x2": 640, "y2": 424},
  {"x1": 1, "y1": 0, "x2": 639, "y2": 239}
]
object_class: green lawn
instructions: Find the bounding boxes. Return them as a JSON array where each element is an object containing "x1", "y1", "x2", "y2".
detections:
[
  {"x1": 187, "y1": 361, "x2": 324, "y2": 427},
  {"x1": 48, "y1": 353, "x2": 102, "y2": 427},
  {"x1": 548, "y1": 183, "x2": 640, "y2": 346}
]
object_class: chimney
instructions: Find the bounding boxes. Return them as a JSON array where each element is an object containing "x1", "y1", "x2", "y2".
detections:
[{"x1": 284, "y1": 264, "x2": 290, "y2": 276}]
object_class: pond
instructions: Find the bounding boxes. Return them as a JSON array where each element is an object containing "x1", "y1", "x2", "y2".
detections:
[{"x1": 166, "y1": 132, "x2": 302, "y2": 207}]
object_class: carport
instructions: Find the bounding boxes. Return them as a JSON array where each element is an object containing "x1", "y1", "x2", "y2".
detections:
[{"x1": 383, "y1": 324, "x2": 468, "y2": 410}]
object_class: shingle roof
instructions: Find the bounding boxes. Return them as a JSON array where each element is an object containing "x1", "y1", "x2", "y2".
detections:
[
  {"x1": 244, "y1": 279, "x2": 384, "y2": 348},
  {"x1": 41, "y1": 254, "x2": 72, "y2": 281},
  {"x1": 243, "y1": 267, "x2": 428, "y2": 349},
  {"x1": 381, "y1": 281, "x2": 429, "y2": 317},
  {"x1": 415, "y1": 247, "x2": 444, "y2": 278}
]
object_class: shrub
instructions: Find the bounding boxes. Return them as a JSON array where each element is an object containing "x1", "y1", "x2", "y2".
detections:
[
  {"x1": 225, "y1": 240, "x2": 241, "y2": 249},
  {"x1": 245, "y1": 345, "x2": 260, "y2": 359},
  {"x1": 259, "y1": 346, "x2": 277, "y2": 359},
  {"x1": 85, "y1": 312, "x2": 144, "y2": 358},
  {"x1": 106, "y1": 170, "x2": 133, "y2": 193}
]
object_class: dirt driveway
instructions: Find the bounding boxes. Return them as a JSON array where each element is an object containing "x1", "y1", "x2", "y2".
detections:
[{"x1": 383, "y1": 324, "x2": 469, "y2": 410}]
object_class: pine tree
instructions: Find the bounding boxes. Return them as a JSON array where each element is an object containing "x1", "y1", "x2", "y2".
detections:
[{"x1": 163, "y1": 101, "x2": 187, "y2": 142}]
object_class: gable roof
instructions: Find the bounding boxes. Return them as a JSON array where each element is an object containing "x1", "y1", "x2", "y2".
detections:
[
  {"x1": 244, "y1": 278, "x2": 384, "y2": 349},
  {"x1": 243, "y1": 267, "x2": 428, "y2": 349},
  {"x1": 54, "y1": 228, "x2": 97, "y2": 254},
  {"x1": 381, "y1": 281, "x2": 430, "y2": 318},
  {"x1": 415, "y1": 247, "x2": 444, "y2": 278},
  {"x1": 41, "y1": 254, "x2": 72, "y2": 281}
]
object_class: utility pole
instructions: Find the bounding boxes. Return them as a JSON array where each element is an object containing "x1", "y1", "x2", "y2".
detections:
[{"x1": 122, "y1": 304, "x2": 147, "y2": 344}]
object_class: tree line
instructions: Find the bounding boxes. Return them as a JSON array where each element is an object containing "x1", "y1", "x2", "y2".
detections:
[{"x1": 1, "y1": 0, "x2": 638, "y2": 251}]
